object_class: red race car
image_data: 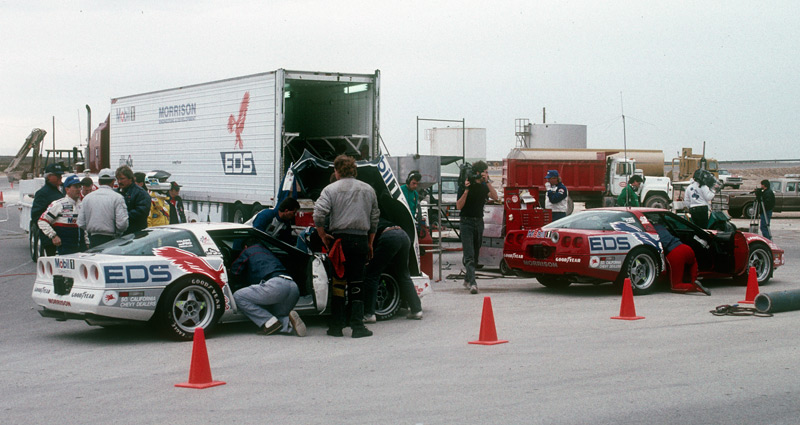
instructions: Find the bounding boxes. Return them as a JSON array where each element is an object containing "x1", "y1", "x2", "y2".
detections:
[{"x1": 503, "y1": 208, "x2": 783, "y2": 294}]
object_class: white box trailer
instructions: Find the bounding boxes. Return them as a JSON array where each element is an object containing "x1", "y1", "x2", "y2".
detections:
[{"x1": 110, "y1": 69, "x2": 380, "y2": 222}]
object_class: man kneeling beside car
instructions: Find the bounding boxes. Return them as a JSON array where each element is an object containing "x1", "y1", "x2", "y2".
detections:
[{"x1": 230, "y1": 237, "x2": 307, "y2": 336}]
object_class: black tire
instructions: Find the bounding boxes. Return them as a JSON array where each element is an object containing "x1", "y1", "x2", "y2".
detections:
[
  {"x1": 729, "y1": 208, "x2": 742, "y2": 219},
  {"x1": 156, "y1": 276, "x2": 225, "y2": 341},
  {"x1": 230, "y1": 203, "x2": 249, "y2": 224},
  {"x1": 536, "y1": 275, "x2": 572, "y2": 289},
  {"x1": 748, "y1": 243, "x2": 773, "y2": 285},
  {"x1": 499, "y1": 259, "x2": 513, "y2": 276},
  {"x1": 566, "y1": 197, "x2": 574, "y2": 215},
  {"x1": 617, "y1": 247, "x2": 660, "y2": 295},
  {"x1": 375, "y1": 273, "x2": 401, "y2": 321},
  {"x1": 732, "y1": 185, "x2": 741, "y2": 189},
  {"x1": 742, "y1": 202, "x2": 756, "y2": 219},
  {"x1": 644, "y1": 194, "x2": 670, "y2": 209}
]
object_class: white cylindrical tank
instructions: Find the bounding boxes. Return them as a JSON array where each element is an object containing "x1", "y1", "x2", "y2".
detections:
[
  {"x1": 525, "y1": 124, "x2": 587, "y2": 149},
  {"x1": 428, "y1": 127, "x2": 486, "y2": 161}
]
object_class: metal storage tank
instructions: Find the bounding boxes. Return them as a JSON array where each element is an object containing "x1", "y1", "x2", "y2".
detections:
[
  {"x1": 520, "y1": 123, "x2": 587, "y2": 149},
  {"x1": 427, "y1": 127, "x2": 486, "y2": 162}
]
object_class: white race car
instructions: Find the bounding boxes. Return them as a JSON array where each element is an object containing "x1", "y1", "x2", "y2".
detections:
[{"x1": 32, "y1": 223, "x2": 335, "y2": 340}]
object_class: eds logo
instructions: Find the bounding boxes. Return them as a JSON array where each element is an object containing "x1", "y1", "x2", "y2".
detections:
[{"x1": 220, "y1": 151, "x2": 256, "y2": 175}]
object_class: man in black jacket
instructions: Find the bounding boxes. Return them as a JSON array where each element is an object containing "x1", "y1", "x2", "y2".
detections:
[
  {"x1": 31, "y1": 163, "x2": 66, "y2": 256},
  {"x1": 756, "y1": 179, "x2": 775, "y2": 240},
  {"x1": 167, "y1": 181, "x2": 187, "y2": 224},
  {"x1": 115, "y1": 165, "x2": 150, "y2": 234}
]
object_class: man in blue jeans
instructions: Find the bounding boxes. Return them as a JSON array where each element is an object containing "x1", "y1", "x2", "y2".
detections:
[
  {"x1": 231, "y1": 238, "x2": 306, "y2": 336},
  {"x1": 757, "y1": 179, "x2": 775, "y2": 240},
  {"x1": 363, "y1": 217, "x2": 423, "y2": 322},
  {"x1": 456, "y1": 161, "x2": 498, "y2": 294}
]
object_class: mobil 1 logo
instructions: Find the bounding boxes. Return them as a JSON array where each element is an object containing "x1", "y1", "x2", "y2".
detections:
[{"x1": 220, "y1": 151, "x2": 257, "y2": 175}]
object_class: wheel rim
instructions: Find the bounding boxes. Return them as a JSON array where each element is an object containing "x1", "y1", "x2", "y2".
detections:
[
  {"x1": 233, "y1": 208, "x2": 244, "y2": 224},
  {"x1": 749, "y1": 248, "x2": 771, "y2": 282},
  {"x1": 647, "y1": 197, "x2": 668, "y2": 209},
  {"x1": 375, "y1": 275, "x2": 400, "y2": 316},
  {"x1": 745, "y1": 203, "x2": 755, "y2": 218},
  {"x1": 171, "y1": 285, "x2": 215, "y2": 333},
  {"x1": 629, "y1": 253, "x2": 657, "y2": 289}
]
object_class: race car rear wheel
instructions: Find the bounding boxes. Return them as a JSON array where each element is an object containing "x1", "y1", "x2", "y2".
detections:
[
  {"x1": 536, "y1": 276, "x2": 572, "y2": 289},
  {"x1": 375, "y1": 273, "x2": 401, "y2": 321},
  {"x1": 748, "y1": 243, "x2": 773, "y2": 284},
  {"x1": 499, "y1": 259, "x2": 513, "y2": 276},
  {"x1": 618, "y1": 248, "x2": 660, "y2": 295},
  {"x1": 30, "y1": 230, "x2": 39, "y2": 261},
  {"x1": 157, "y1": 276, "x2": 225, "y2": 341}
]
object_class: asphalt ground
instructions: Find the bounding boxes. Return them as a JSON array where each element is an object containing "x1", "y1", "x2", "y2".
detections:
[{"x1": 1, "y1": 179, "x2": 800, "y2": 424}]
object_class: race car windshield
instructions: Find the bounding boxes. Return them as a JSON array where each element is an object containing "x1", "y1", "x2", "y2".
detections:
[
  {"x1": 543, "y1": 210, "x2": 644, "y2": 231},
  {"x1": 85, "y1": 228, "x2": 205, "y2": 256}
]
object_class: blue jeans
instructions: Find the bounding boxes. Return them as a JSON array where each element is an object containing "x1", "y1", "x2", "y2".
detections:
[
  {"x1": 760, "y1": 210, "x2": 773, "y2": 240},
  {"x1": 363, "y1": 228, "x2": 422, "y2": 316},
  {"x1": 460, "y1": 216, "x2": 484, "y2": 287},
  {"x1": 233, "y1": 276, "x2": 299, "y2": 331}
]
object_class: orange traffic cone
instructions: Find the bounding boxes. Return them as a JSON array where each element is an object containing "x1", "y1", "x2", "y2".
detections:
[
  {"x1": 469, "y1": 296, "x2": 509, "y2": 345},
  {"x1": 739, "y1": 266, "x2": 759, "y2": 304},
  {"x1": 175, "y1": 327, "x2": 226, "y2": 389},
  {"x1": 0, "y1": 191, "x2": 4, "y2": 207},
  {"x1": 611, "y1": 278, "x2": 645, "y2": 320}
]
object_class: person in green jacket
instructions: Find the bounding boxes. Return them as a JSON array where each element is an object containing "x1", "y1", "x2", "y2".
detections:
[{"x1": 617, "y1": 175, "x2": 643, "y2": 207}]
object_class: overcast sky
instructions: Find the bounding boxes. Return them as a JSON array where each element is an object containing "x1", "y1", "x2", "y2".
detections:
[{"x1": 2, "y1": 0, "x2": 798, "y2": 162}]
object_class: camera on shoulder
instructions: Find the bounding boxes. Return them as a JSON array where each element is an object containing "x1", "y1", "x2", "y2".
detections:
[{"x1": 458, "y1": 162, "x2": 482, "y2": 189}]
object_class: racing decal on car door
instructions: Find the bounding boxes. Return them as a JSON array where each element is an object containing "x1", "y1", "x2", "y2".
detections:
[{"x1": 152, "y1": 247, "x2": 227, "y2": 287}]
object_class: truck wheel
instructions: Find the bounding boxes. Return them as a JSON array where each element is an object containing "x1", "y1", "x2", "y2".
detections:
[
  {"x1": 230, "y1": 203, "x2": 250, "y2": 223},
  {"x1": 156, "y1": 276, "x2": 224, "y2": 341},
  {"x1": 567, "y1": 197, "x2": 574, "y2": 215},
  {"x1": 742, "y1": 202, "x2": 756, "y2": 219},
  {"x1": 616, "y1": 248, "x2": 660, "y2": 295},
  {"x1": 732, "y1": 185, "x2": 740, "y2": 189},
  {"x1": 644, "y1": 194, "x2": 670, "y2": 209},
  {"x1": 748, "y1": 243, "x2": 773, "y2": 285},
  {"x1": 375, "y1": 273, "x2": 400, "y2": 321},
  {"x1": 536, "y1": 276, "x2": 572, "y2": 289}
]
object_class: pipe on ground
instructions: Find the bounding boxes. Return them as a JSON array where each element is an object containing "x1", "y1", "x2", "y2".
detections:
[{"x1": 754, "y1": 289, "x2": 800, "y2": 314}]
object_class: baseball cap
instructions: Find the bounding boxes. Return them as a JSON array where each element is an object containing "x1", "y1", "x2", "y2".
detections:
[
  {"x1": 63, "y1": 175, "x2": 82, "y2": 187},
  {"x1": 98, "y1": 168, "x2": 115, "y2": 179},
  {"x1": 545, "y1": 170, "x2": 559, "y2": 179},
  {"x1": 44, "y1": 163, "x2": 66, "y2": 175},
  {"x1": 170, "y1": 181, "x2": 182, "y2": 190}
]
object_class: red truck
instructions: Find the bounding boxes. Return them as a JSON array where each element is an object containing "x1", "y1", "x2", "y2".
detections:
[{"x1": 503, "y1": 148, "x2": 672, "y2": 210}]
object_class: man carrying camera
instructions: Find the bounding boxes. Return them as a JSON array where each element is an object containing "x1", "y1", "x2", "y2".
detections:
[
  {"x1": 685, "y1": 169, "x2": 715, "y2": 229},
  {"x1": 456, "y1": 161, "x2": 498, "y2": 294},
  {"x1": 755, "y1": 179, "x2": 775, "y2": 240}
]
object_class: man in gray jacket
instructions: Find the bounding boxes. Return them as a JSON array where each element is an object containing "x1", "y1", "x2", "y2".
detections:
[
  {"x1": 314, "y1": 155, "x2": 380, "y2": 338},
  {"x1": 78, "y1": 168, "x2": 129, "y2": 248}
]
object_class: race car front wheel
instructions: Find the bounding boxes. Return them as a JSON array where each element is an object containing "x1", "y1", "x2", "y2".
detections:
[
  {"x1": 748, "y1": 243, "x2": 773, "y2": 285},
  {"x1": 156, "y1": 276, "x2": 225, "y2": 341},
  {"x1": 618, "y1": 248, "x2": 660, "y2": 295}
]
